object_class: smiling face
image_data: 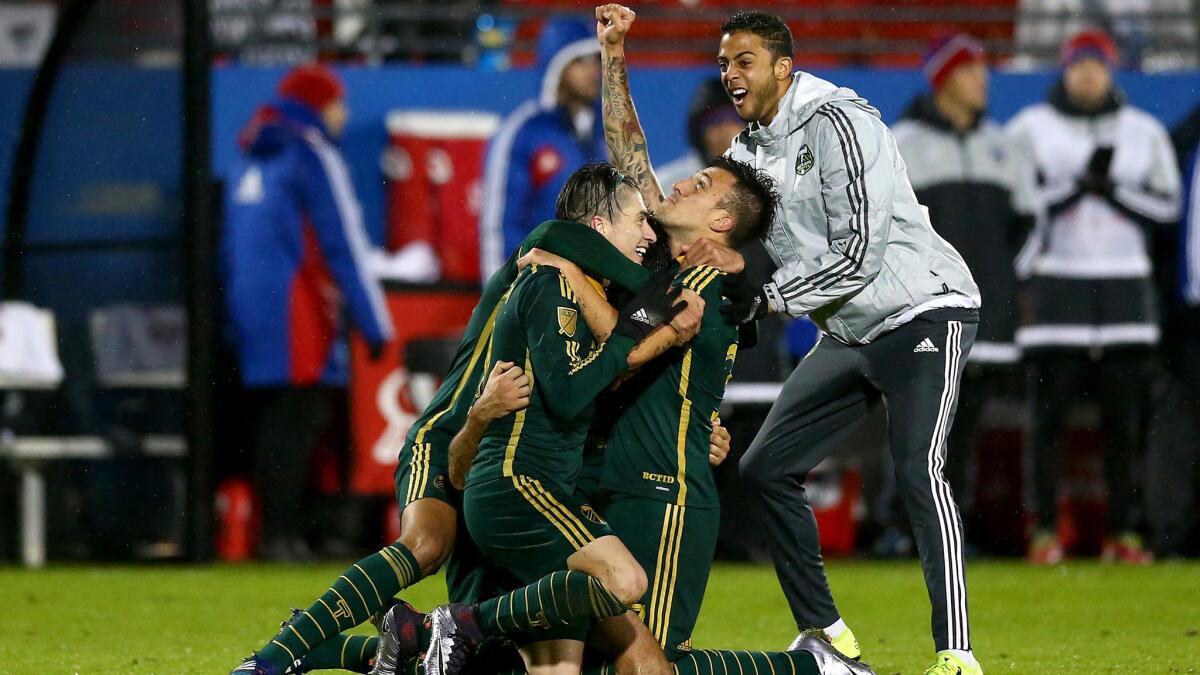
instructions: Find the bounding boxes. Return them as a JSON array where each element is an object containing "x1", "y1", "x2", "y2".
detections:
[
  {"x1": 718, "y1": 31, "x2": 791, "y2": 124},
  {"x1": 592, "y1": 185, "x2": 655, "y2": 264},
  {"x1": 654, "y1": 167, "x2": 738, "y2": 250}
]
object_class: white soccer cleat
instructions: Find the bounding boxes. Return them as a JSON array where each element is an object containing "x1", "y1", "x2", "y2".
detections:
[{"x1": 790, "y1": 631, "x2": 875, "y2": 675}]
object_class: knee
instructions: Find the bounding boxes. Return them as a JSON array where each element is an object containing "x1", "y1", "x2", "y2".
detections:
[
  {"x1": 397, "y1": 529, "x2": 452, "y2": 576},
  {"x1": 605, "y1": 563, "x2": 647, "y2": 606},
  {"x1": 739, "y1": 446, "x2": 799, "y2": 493}
]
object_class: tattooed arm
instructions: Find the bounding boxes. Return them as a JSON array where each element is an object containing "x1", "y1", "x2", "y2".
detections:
[{"x1": 595, "y1": 4, "x2": 666, "y2": 210}]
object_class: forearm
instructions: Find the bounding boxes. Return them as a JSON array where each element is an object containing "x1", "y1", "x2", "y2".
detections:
[
  {"x1": 560, "y1": 264, "x2": 618, "y2": 342},
  {"x1": 626, "y1": 325, "x2": 678, "y2": 369},
  {"x1": 601, "y1": 44, "x2": 664, "y2": 209},
  {"x1": 447, "y1": 411, "x2": 490, "y2": 490}
]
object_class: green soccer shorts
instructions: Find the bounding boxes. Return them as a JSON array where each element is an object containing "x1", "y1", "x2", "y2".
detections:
[
  {"x1": 603, "y1": 495, "x2": 719, "y2": 662},
  {"x1": 393, "y1": 431, "x2": 454, "y2": 511},
  {"x1": 464, "y1": 475, "x2": 613, "y2": 585}
]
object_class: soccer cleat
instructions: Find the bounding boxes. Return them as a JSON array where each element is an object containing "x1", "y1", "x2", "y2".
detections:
[
  {"x1": 790, "y1": 626, "x2": 861, "y2": 661},
  {"x1": 1027, "y1": 530, "x2": 1063, "y2": 565},
  {"x1": 230, "y1": 654, "x2": 290, "y2": 675},
  {"x1": 1101, "y1": 533, "x2": 1153, "y2": 565},
  {"x1": 790, "y1": 630, "x2": 875, "y2": 674},
  {"x1": 371, "y1": 599, "x2": 430, "y2": 675},
  {"x1": 924, "y1": 650, "x2": 983, "y2": 675},
  {"x1": 423, "y1": 604, "x2": 484, "y2": 675}
]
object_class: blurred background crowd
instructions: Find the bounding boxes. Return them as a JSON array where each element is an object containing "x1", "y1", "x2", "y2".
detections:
[{"x1": 1, "y1": 0, "x2": 1200, "y2": 568}]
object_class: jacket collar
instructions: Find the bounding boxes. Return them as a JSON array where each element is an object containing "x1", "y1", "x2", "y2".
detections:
[
  {"x1": 902, "y1": 93, "x2": 983, "y2": 133},
  {"x1": 1047, "y1": 78, "x2": 1124, "y2": 118},
  {"x1": 746, "y1": 71, "x2": 873, "y2": 147}
]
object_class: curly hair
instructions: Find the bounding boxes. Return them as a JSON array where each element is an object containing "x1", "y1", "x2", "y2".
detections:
[
  {"x1": 707, "y1": 156, "x2": 780, "y2": 248},
  {"x1": 720, "y1": 11, "x2": 794, "y2": 62}
]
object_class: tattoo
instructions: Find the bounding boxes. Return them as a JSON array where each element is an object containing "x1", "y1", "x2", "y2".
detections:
[{"x1": 602, "y1": 53, "x2": 665, "y2": 209}]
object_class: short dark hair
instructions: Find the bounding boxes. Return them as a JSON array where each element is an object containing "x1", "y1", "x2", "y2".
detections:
[
  {"x1": 720, "y1": 11, "x2": 794, "y2": 62},
  {"x1": 555, "y1": 162, "x2": 641, "y2": 225},
  {"x1": 708, "y1": 156, "x2": 779, "y2": 248}
]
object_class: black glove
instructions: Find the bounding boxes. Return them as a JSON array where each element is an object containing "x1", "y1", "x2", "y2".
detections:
[
  {"x1": 1080, "y1": 146, "x2": 1115, "y2": 196},
  {"x1": 719, "y1": 271, "x2": 769, "y2": 325},
  {"x1": 613, "y1": 268, "x2": 688, "y2": 341}
]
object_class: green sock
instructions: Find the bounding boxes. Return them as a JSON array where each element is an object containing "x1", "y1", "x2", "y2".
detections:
[
  {"x1": 259, "y1": 542, "x2": 421, "y2": 667},
  {"x1": 673, "y1": 650, "x2": 820, "y2": 675},
  {"x1": 475, "y1": 570, "x2": 627, "y2": 636},
  {"x1": 295, "y1": 633, "x2": 379, "y2": 673}
]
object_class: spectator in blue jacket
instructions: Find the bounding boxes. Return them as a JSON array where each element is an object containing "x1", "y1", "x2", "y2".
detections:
[
  {"x1": 478, "y1": 16, "x2": 607, "y2": 277},
  {"x1": 222, "y1": 64, "x2": 394, "y2": 560}
]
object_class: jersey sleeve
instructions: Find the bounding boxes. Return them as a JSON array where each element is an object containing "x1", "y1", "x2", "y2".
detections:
[
  {"x1": 521, "y1": 271, "x2": 635, "y2": 420},
  {"x1": 763, "y1": 106, "x2": 896, "y2": 317}
]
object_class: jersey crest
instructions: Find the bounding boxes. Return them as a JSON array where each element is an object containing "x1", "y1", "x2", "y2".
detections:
[{"x1": 557, "y1": 307, "x2": 578, "y2": 338}]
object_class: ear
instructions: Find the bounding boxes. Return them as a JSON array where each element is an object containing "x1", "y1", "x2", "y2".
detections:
[
  {"x1": 774, "y1": 56, "x2": 793, "y2": 81},
  {"x1": 589, "y1": 214, "x2": 607, "y2": 233},
  {"x1": 710, "y1": 214, "x2": 735, "y2": 235}
]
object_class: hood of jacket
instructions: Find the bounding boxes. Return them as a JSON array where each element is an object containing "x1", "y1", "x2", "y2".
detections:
[
  {"x1": 746, "y1": 71, "x2": 878, "y2": 148},
  {"x1": 536, "y1": 15, "x2": 600, "y2": 109},
  {"x1": 238, "y1": 98, "x2": 332, "y2": 158}
]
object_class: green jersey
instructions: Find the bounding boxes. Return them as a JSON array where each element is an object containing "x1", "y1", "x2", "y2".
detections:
[
  {"x1": 398, "y1": 221, "x2": 649, "y2": 498},
  {"x1": 466, "y1": 265, "x2": 636, "y2": 488},
  {"x1": 598, "y1": 265, "x2": 738, "y2": 508}
]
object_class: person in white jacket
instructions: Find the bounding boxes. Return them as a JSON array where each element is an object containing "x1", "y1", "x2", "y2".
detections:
[{"x1": 1006, "y1": 29, "x2": 1181, "y2": 566}]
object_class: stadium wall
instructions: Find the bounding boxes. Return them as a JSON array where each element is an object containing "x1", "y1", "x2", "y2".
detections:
[{"x1": 1, "y1": 65, "x2": 1197, "y2": 304}]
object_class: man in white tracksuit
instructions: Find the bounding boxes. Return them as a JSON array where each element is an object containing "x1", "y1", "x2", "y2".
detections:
[{"x1": 597, "y1": 7, "x2": 982, "y2": 675}]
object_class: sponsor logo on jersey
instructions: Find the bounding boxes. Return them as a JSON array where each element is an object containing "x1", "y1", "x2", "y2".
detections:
[
  {"x1": 642, "y1": 471, "x2": 676, "y2": 485},
  {"x1": 795, "y1": 144, "x2": 814, "y2": 176},
  {"x1": 557, "y1": 307, "x2": 578, "y2": 337}
]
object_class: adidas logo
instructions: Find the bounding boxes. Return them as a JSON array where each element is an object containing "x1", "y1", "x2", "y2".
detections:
[
  {"x1": 913, "y1": 338, "x2": 939, "y2": 353},
  {"x1": 632, "y1": 308, "x2": 654, "y2": 325}
]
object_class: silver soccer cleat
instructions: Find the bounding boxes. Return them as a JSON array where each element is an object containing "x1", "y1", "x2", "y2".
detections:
[{"x1": 791, "y1": 631, "x2": 876, "y2": 675}]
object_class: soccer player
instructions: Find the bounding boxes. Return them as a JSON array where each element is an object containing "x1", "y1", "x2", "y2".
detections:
[
  {"x1": 231, "y1": 164, "x2": 695, "y2": 675},
  {"x1": 411, "y1": 164, "x2": 699, "y2": 675},
  {"x1": 597, "y1": 7, "x2": 984, "y2": 675}
]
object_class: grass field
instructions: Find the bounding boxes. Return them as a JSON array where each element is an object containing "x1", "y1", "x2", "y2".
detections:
[{"x1": 2, "y1": 559, "x2": 1198, "y2": 674}]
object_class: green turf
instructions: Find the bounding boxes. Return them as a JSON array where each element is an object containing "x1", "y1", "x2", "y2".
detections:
[{"x1": 1, "y1": 559, "x2": 1198, "y2": 673}]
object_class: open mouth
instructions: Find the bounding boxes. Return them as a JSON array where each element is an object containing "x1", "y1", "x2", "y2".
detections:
[
  {"x1": 729, "y1": 87, "x2": 748, "y2": 106},
  {"x1": 634, "y1": 245, "x2": 648, "y2": 259}
]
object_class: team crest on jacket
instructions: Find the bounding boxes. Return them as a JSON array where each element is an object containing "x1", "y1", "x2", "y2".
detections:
[
  {"x1": 795, "y1": 145, "x2": 814, "y2": 176},
  {"x1": 557, "y1": 307, "x2": 578, "y2": 337}
]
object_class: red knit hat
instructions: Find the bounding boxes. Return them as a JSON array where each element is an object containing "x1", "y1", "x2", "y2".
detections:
[
  {"x1": 277, "y1": 64, "x2": 344, "y2": 111},
  {"x1": 1061, "y1": 30, "x2": 1118, "y2": 68},
  {"x1": 923, "y1": 33, "x2": 986, "y2": 91}
]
